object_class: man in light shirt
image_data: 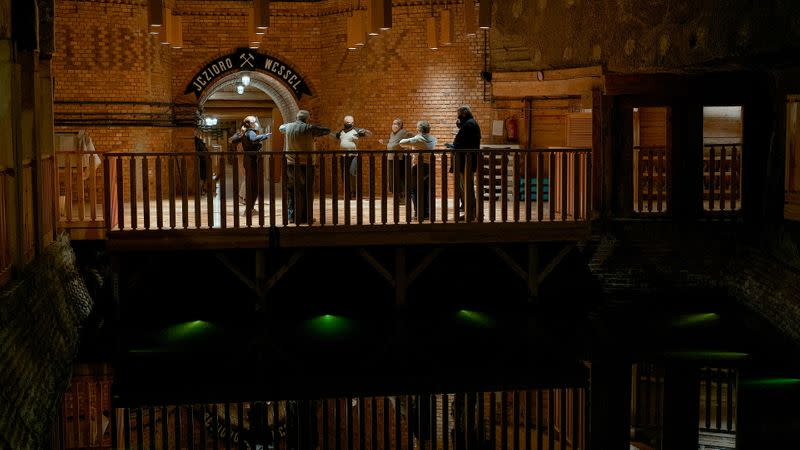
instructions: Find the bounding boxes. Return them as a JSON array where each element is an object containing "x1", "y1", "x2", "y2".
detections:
[
  {"x1": 335, "y1": 115, "x2": 372, "y2": 199},
  {"x1": 278, "y1": 110, "x2": 330, "y2": 224}
]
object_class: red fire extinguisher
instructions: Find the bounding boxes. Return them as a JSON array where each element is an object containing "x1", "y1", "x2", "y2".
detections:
[{"x1": 505, "y1": 115, "x2": 518, "y2": 142}]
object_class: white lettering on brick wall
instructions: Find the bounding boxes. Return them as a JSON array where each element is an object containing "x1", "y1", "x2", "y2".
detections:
[{"x1": 186, "y1": 49, "x2": 312, "y2": 100}]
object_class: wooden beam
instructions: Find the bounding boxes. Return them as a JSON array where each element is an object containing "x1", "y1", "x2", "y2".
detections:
[
  {"x1": 260, "y1": 250, "x2": 304, "y2": 298},
  {"x1": 491, "y1": 246, "x2": 527, "y2": 282},
  {"x1": 105, "y1": 222, "x2": 592, "y2": 251},
  {"x1": 357, "y1": 247, "x2": 394, "y2": 286},
  {"x1": 215, "y1": 252, "x2": 258, "y2": 294},
  {"x1": 492, "y1": 77, "x2": 602, "y2": 99},
  {"x1": 536, "y1": 243, "x2": 575, "y2": 285},
  {"x1": 528, "y1": 243, "x2": 539, "y2": 299},
  {"x1": 407, "y1": 248, "x2": 443, "y2": 285},
  {"x1": 492, "y1": 66, "x2": 603, "y2": 83},
  {"x1": 395, "y1": 247, "x2": 406, "y2": 307}
]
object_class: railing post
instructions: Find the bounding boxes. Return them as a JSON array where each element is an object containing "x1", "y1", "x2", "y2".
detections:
[{"x1": 103, "y1": 156, "x2": 111, "y2": 232}]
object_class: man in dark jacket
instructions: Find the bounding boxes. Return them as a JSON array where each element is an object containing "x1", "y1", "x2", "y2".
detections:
[
  {"x1": 240, "y1": 115, "x2": 271, "y2": 220},
  {"x1": 451, "y1": 105, "x2": 481, "y2": 221}
]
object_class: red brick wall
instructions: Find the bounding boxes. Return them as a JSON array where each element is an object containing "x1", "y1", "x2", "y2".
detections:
[
  {"x1": 53, "y1": 0, "x2": 491, "y2": 197},
  {"x1": 317, "y1": 1, "x2": 488, "y2": 150},
  {"x1": 53, "y1": 1, "x2": 489, "y2": 151}
]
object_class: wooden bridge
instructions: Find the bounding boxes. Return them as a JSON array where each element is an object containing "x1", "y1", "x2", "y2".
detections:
[{"x1": 53, "y1": 147, "x2": 593, "y2": 250}]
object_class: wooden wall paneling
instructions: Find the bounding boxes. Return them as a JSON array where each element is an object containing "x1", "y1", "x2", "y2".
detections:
[{"x1": 566, "y1": 113, "x2": 592, "y2": 148}]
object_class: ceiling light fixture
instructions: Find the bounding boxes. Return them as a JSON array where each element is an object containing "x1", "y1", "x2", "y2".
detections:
[
  {"x1": 148, "y1": 0, "x2": 163, "y2": 34},
  {"x1": 169, "y1": 15, "x2": 183, "y2": 48},
  {"x1": 371, "y1": 0, "x2": 391, "y2": 31},
  {"x1": 464, "y1": 0, "x2": 477, "y2": 36},
  {"x1": 236, "y1": 84, "x2": 245, "y2": 95},
  {"x1": 254, "y1": 0, "x2": 270, "y2": 31},
  {"x1": 241, "y1": 74, "x2": 251, "y2": 86},
  {"x1": 426, "y1": 0, "x2": 438, "y2": 50},
  {"x1": 440, "y1": 7, "x2": 453, "y2": 46},
  {"x1": 478, "y1": 0, "x2": 492, "y2": 30}
]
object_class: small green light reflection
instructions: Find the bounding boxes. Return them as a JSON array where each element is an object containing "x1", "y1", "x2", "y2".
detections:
[
  {"x1": 671, "y1": 313, "x2": 719, "y2": 327},
  {"x1": 162, "y1": 320, "x2": 217, "y2": 342},
  {"x1": 741, "y1": 378, "x2": 800, "y2": 387},
  {"x1": 306, "y1": 314, "x2": 354, "y2": 336},
  {"x1": 666, "y1": 350, "x2": 749, "y2": 360},
  {"x1": 129, "y1": 347, "x2": 167, "y2": 353},
  {"x1": 457, "y1": 310, "x2": 495, "y2": 328}
]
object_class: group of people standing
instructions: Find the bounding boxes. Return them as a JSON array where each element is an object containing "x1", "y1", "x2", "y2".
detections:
[{"x1": 225, "y1": 105, "x2": 482, "y2": 225}]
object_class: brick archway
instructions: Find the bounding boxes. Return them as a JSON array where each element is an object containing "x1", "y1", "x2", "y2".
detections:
[{"x1": 198, "y1": 70, "x2": 299, "y2": 125}]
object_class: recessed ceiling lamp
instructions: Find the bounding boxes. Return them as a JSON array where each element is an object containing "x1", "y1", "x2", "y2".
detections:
[{"x1": 236, "y1": 84, "x2": 245, "y2": 95}]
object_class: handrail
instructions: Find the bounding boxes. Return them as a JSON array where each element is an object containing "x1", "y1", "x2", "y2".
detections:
[
  {"x1": 703, "y1": 143, "x2": 742, "y2": 212},
  {"x1": 100, "y1": 147, "x2": 593, "y2": 232}
]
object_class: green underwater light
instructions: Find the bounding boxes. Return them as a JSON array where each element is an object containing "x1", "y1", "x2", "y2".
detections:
[
  {"x1": 162, "y1": 320, "x2": 217, "y2": 342},
  {"x1": 741, "y1": 378, "x2": 800, "y2": 387},
  {"x1": 666, "y1": 350, "x2": 749, "y2": 360},
  {"x1": 671, "y1": 313, "x2": 719, "y2": 327},
  {"x1": 306, "y1": 314, "x2": 354, "y2": 336},
  {"x1": 457, "y1": 310, "x2": 495, "y2": 328}
]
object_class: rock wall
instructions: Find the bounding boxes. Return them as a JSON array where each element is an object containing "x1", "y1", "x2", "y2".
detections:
[{"x1": 0, "y1": 235, "x2": 92, "y2": 449}]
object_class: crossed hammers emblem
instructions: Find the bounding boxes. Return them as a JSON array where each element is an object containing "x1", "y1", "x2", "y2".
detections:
[{"x1": 239, "y1": 53, "x2": 255, "y2": 68}]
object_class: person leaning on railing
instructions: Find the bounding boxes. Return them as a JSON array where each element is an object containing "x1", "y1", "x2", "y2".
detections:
[{"x1": 278, "y1": 110, "x2": 330, "y2": 224}]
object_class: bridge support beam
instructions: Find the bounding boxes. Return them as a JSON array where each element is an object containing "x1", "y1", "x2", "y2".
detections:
[{"x1": 493, "y1": 243, "x2": 574, "y2": 299}]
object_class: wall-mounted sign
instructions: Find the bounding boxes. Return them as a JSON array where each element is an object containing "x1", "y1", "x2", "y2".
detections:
[{"x1": 185, "y1": 48, "x2": 312, "y2": 100}]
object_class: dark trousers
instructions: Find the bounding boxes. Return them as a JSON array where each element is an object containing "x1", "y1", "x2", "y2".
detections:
[
  {"x1": 340, "y1": 155, "x2": 357, "y2": 198},
  {"x1": 388, "y1": 158, "x2": 406, "y2": 196},
  {"x1": 411, "y1": 163, "x2": 430, "y2": 220},
  {"x1": 455, "y1": 163, "x2": 476, "y2": 220},
  {"x1": 197, "y1": 151, "x2": 208, "y2": 182},
  {"x1": 287, "y1": 163, "x2": 308, "y2": 223},
  {"x1": 244, "y1": 153, "x2": 260, "y2": 215}
]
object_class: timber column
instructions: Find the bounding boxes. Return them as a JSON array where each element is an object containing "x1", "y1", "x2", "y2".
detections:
[
  {"x1": 589, "y1": 359, "x2": 631, "y2": 450},
  {"x1": 660, "y1": 362, "x2": 700, "y2": 450}
]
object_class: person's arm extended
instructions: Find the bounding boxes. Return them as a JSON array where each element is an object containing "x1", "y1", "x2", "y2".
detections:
[
  {"x1": 398, "y1": 135, "x2": 423, "y2": 145},
  {"x1": 356, "y1": 128, "x2": 373, "y2": 137},
  {"x1": 310, "y1": 125, "x2": 331, "y2": 136},
  {"x1": 251, "y1": 131, "x2": 272, "y2": 142}
]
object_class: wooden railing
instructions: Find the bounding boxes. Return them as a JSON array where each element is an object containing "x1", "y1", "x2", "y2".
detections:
[
  {"x1": 41, "y1": 155, "x2": 56, "y2": 244},
  {"x1": 630, "y1": 362, "x2": 664, "y2": 449},
  {"x1": 55, "y1": 150, "x2": 108, "y2": 238},
  {"x1": 101, "y1": 148, "x2": 591, "y2": 232},
  {"x1": 633, "y1": 146, "x2": 668, "y2": 214},
  {"x1": 22, "y1": 159, "x2": 35, "y2": 262},
  {"x1": 703, "y1": 144, "x2": 742, "y2": 212},
  {"x1": 102, "y1": 389, "x2": 586, "y2": 450},
  {"x1": 0, "y1": 166, "x2": 13, "y2": 282},
  {"x1": 631, "y1": 364, "x2": 738, "y2": 450},
  {"x1": 699, "y1": 367, "x2": 737, "y2": 434}
]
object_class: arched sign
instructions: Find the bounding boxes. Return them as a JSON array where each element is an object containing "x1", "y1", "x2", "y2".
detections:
[{"x1": 184, "y1": 48, "x2": 313, "y2": 100}]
